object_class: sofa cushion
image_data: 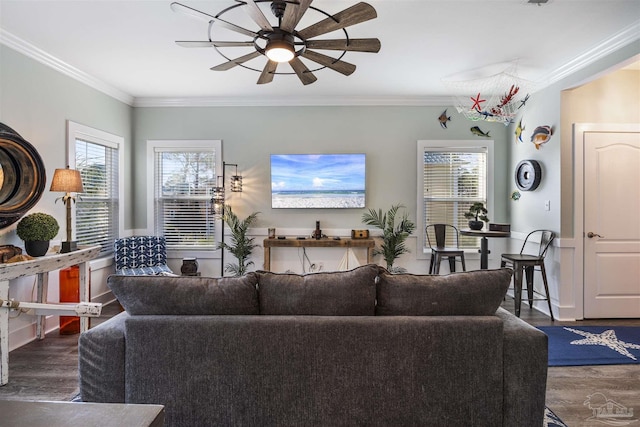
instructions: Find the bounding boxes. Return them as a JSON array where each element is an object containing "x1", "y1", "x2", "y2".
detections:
[
  {"x1": 107, "y1": 273, "x2": 259, "y2": 315},
  {"x1": 376, "y1": 268, "x2": 512, "y2": 316},
  {"x1": 257, "y1": 264, "x2": 378, "y2": 315}
]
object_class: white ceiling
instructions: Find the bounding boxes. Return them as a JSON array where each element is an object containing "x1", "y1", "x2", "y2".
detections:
[{"x1": 1, "y1": 0, "x2": 638, "y2": 106}]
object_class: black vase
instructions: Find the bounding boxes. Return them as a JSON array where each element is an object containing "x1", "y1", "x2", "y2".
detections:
[
  {"x1": 468, "y1": 220, "x2": 484, "y2": 231},
  {"x1": 24, "y1": 240, "x2": 49, "y2": 257},
  {"x1": 181, "y1": 258, "x2": 199, "y2": 276}
]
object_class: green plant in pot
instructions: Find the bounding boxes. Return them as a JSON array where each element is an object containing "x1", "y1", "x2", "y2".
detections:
[
  {"x1": 362, "y1": 204, "x2": 415, "y2": 273},
  {"x1": 464, "y1": 202, "x2": 489, "y2": 230},
  {"x1": 219, "y1": 205, "x2": 260, "y2": 277},
  {"x1": 16, "y1": 212, "x2": 60, "y2": 257}
]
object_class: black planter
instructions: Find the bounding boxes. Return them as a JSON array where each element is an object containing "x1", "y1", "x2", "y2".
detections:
[
  {"x1": 24, "y1": 240, "x2": 50, "y2": 257},
  {"x1": 468, "y1": 220, "x2": 484, "y2": 231}
]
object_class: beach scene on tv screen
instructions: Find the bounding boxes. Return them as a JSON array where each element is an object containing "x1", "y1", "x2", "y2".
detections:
[{"x1": 271, "y1": 154, "x2": 366, "y2": 208}]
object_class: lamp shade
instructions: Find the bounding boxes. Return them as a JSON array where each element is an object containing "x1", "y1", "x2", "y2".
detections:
[{"x1": 50, "y1": 167, "x2": 84, "y2": 193}]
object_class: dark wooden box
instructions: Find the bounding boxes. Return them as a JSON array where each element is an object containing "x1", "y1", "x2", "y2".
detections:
[{"x1": 489, "y1": 223, "x2": 511, "y2": 232}]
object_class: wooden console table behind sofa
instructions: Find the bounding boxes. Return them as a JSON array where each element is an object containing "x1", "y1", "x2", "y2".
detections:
[
  {"x1": 0, "y1": 245, "x2": 101, "y2": 385},
  {"x1": 263, "y1": 237, "x2": 375, "y2": 271}
]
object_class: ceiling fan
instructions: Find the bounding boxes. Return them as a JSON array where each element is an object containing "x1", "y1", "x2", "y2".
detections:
[{"x1": 170, "y1": 1, "x2": 381, "y2": 85}]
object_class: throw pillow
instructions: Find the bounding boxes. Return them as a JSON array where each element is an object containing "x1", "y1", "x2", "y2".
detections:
[
  {"x1": 376, "y1": 268, "x2": 512, "y2": 316},
  {"x1": 257, "y1": 264, "x2": 378, "y2": 315},
  {"x1": 108, "y1": 273, "x2": 259, "y2": 315}
]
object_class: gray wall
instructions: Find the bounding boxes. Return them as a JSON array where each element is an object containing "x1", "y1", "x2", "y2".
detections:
[
  {"x1": 133, "y1": 106, "x2": 511, "y2": 232},
  {"x1": 133, "y1": 105, "x2": 511, "y2": 275},
  {"x1": 0, "y1": 44, "x2": 132, "y2": 348},
  {"x1": 503, "y1": 42, "x2": 639, "y2": 319},
  {"x1": 0, "y1": 45, "x2": 134, "y2": 233}
]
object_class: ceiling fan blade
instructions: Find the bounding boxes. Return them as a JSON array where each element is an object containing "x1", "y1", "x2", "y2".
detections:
[
  {"x1": 171, "y1": 2, "x2": 258, "y2": 38},
  {"x1": 176, "y1": 41, "x2": 255, "y2": 48},
  {"x1": 210, "y1": 51, "x2": 262, "y2": 71},
  {"x1": 297, "y1": 2, "x2": 377, "y2": 40},
  {"x1": 243, "y1": 0, "x2": 274, "y2": 31},
  {"x1": 302, "y1": 50, "x2": 355, "y2": 76},
  {"x1": 305, "y1": 38, "x2": 380, "y2": 53},
  {"x1": 257, "y1": 60, "x2": 278, "y2": 84},
  {"x1": 280, "y1": 0, "x2": 312, "y2": 33},
  {"x1": 289, "y1": 57, "x2": 318, "y2": 85}
]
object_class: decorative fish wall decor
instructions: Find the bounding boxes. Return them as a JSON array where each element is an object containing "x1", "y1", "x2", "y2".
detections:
[
  {"x1": 470, "y1": 126, "x2": 491, "y2": 137},
  {"x1": 438, "y1": 109, "x2": 451, "y2": 129},
  {"x1": 515, "y1": 119, "x2": 525, "y2": 143},
  {"x1": 531, "y1": 125, "x2": 553, "y2": 149}
]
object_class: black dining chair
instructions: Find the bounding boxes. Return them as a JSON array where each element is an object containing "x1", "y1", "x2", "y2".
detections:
[
  {"x1": 426, "y1": 224, "x2": 466, "y2": 274},
  {"x1": 500, "y1": 230, "x2": 555, "y2": 321}
]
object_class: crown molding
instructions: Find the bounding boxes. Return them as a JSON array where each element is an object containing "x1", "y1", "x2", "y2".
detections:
[
  {"x1": 540, "y1": 19, "x2": 640, "y2": 86},
  {"x1": 0, "y1": 29, "x2": 134, "y2": 106},
  {"x1": 2, "y1": 19, "x2": 638, "y2": 109},
  {"x1": 132, "y1": 95, "x2": 453, "y2": 108}
]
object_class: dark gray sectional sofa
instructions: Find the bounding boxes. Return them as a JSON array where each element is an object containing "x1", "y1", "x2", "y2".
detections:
[{"x1": 78, "y1": 264, "x2": 547, "y2": 427}]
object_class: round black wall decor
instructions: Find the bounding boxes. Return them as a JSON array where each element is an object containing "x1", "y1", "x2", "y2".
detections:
[
  {"x1": 515, "y1": 160, "x2": 542, "y2": 191},
  {"x1": 0, "y1": 123, "x2": 47, "y2": 229}
]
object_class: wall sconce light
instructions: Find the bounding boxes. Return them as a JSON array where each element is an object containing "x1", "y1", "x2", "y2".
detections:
[
  {"x1": 228, "y1": 163, "x2": 242, "y2": 193},
  {"x1": 210, "y1": 176, "x2": 225, "y2": 216},
  {"x1": 210, "y1": 161, "x2": 242, "y2": 215},
  {"x1": 209, "y1": 161, "x2": 244, "y2": 276},
  {"x1": 50, "y1": 166, "x2": 84, "y2": 253}
]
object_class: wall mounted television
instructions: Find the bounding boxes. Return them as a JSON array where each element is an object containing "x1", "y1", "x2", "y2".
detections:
[{"x1": 271, "y1": 154, "x2": 366, "y2": 209}]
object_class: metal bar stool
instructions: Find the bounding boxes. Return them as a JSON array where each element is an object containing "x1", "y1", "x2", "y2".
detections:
[
  {"x1": 426, "y1": 224, "x2": 466, "y2": 274},
  {"x1": 500, "y1": 230, "x2": 555, "y2": 321}
]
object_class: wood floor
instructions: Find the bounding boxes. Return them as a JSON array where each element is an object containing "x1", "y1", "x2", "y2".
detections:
[{"x1": 1, "y1": 299, "x2": 639, "y2": 426}]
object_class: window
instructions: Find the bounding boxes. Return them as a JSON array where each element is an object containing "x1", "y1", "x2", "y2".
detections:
[
  {"x1": 147, "y1": 140, "x2": 222, "y2": 251},
  {"x1": 417, "y1": 140, "x2": 493, "y2": 256},
  {"x1": 68, "y1": 121, "x2": 123, "y2": 256}
]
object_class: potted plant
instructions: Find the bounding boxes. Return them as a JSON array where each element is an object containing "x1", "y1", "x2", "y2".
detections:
[
  {"x1": 362, "y1": 204, "x2": 415, "y2": 273},
  {"x1": 464, "y1": 202, "x2": 489, "y2": 230},
  {"x1": 16, "y1": 212, "x2": 60, "y2": 257},
  {"x1": 219, "y1": 205, "x2": 260, "y2": 276}
]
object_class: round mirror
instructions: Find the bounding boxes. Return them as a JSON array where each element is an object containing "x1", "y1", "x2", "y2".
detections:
[{"x1": 0, "y1": 123, "x2": 46, "y2": 229}]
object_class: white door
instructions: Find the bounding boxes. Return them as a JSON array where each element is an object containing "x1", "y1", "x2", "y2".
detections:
[{"x1": 583, "y1": 125, "x2": 640, "y2": 318}]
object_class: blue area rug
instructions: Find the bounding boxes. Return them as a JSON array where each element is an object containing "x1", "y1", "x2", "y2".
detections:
[
  {"x1": 538, "y1": 326, "x2": 640, "y2": 366},
  {"x1": 544, "y1": 407, "x2": 568, "y2": 427}
]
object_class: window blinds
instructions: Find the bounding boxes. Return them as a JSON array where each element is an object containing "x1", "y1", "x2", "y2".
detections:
[
  {"x1": 75, "y1": 138, "x2": 119, "y2": 256},
  {"x1": 422, "y1": 148, "x2": 487, "y2": 248},
  {"x1": 154, "y1": 150, "x2": 216, "y2": 250}
]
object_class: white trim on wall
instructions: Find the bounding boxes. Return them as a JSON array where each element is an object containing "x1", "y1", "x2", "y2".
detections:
[
  {"x1": 416, "y1": 139, "x2": 495, "y2": 260},
  {"x1": 0, "y1": 29, "x2": 134, "y2": 105},
  {"x1": 3, "y1": 20, "x2": 637, "y2": 108},
  {"x1": 572, "y1": 122, "x2": 640, "y2": 320},
  {"x1": 66, "y1": 120, "x2": 125, "y2": 246},
  {"x1": 146, "y1": 140, "x2": 223, "y2": 259},
  {"x1": 540, "y1": 20, "x2": 640, "y2": 86}
]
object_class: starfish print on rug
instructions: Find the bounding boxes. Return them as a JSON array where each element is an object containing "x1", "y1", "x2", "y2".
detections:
[
  {"x1": 470, "y1": 93, "x2": 486, "y2": 111},
  {"x1": 564, "y1": 327, "x2": 640, "y2": 360}
]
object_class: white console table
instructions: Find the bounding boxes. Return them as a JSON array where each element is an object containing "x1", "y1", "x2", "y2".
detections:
[{"x1": 0, "y1": 245, "x2": 101, "y2": 385}]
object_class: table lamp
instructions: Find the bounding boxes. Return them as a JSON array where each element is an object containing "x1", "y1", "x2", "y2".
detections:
[{"x1": 50, "y1": 166, "x2": 84, "y2": 253}]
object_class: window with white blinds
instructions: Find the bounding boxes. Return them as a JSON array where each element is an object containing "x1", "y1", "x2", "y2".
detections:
[
  {"x1": 417, "y1": 141, "x2": 492, "y2": 253},
  {"x1": 68, "y1": 121, "x2": 122, "y2": 257},
  {"x1": 152, "y1": 143, "x2": 219, "y2": 250}
]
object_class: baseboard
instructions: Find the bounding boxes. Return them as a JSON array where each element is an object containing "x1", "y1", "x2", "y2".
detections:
[
  {"x1": 8, "y1": 316, "x2": 61, "y2": 352},
  {"x1": 91, "y1": 290, "x2": 116, "y2": 305}
]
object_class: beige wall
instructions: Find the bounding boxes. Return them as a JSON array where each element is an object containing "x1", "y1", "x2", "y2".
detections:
[{"x1": 561, "y1": 68, "x2": 640, "y2": 237}]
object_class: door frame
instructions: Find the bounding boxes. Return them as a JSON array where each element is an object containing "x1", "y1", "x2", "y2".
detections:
[{"x1": 573, "y1": 122, "x2": 640, "y2": 319}]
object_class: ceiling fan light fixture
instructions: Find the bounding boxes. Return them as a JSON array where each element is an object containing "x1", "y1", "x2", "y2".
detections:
[{"x1": 265, "y1": 39, "x2": 295, "y2": 63}]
